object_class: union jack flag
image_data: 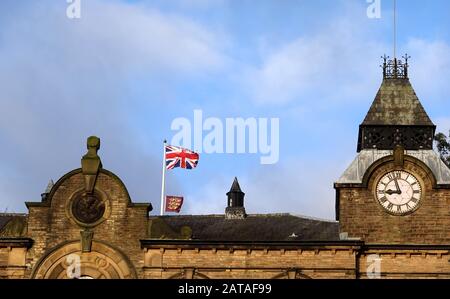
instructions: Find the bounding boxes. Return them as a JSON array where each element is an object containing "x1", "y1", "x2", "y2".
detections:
[{"x1": 165, "y1": 145, "x2": 199, "y2": 170}]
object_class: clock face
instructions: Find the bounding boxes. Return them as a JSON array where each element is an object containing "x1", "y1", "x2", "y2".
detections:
[{"x1": 375, "y1": 170, "x2": 422, "y2": 215}]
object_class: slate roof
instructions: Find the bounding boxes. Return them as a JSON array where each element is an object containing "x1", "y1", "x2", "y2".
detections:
[
  {"x1": 0, "y1": 213, "x2": 28, "y2": 236},
  {"x1": 229, "y1": 177, "x2": 243, "y2": 193},
  {"x1": 336, "y1": 149, "x2": 450, "y2": 185},
  {"x1": 0, "y1": 214, "x2": 15, "y2": 230},
  {"x1": 152, "y1": 214, "x2": 340, "y2": 241},
  {"x1": 362, "y1": 79, "x2": 434, "y2": 126},
  {"x1": 2, "y1": 212, "x2": 339, "y2": 242}
]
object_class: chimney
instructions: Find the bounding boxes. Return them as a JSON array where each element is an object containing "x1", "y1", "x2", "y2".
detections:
[{"x1": 225, "y1": 177, "x2": 246, "y2": 220}]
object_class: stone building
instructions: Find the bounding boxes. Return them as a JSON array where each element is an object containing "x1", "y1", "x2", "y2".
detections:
[{"x1": 1, "y1": 57, "x2": 450, "y2": 279}]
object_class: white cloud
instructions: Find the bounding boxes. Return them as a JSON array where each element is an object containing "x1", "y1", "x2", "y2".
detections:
[
  {"x1": 0, "y1": 0, "x2": 226, "y2": 75},
  {"x1": 183, "y1": 174, "x2": 230, "y2": 215},
  {"x1": 242, "y1": 10, "x2": 450, "y2": 107},
  {"x1": 244, "y1": 159, "x2": 338, "y2": 220},
  {"x1": 0, "y1": 0, "x2": 227, "y2": 212},
  {"x1": 243, "y1": 16, "x2": 385, "y2": 105},
  {"x1": 183, "y1": 158, "x2": 341, "y2": 220},
  {"x1": 405, "y1": 38, "x2": 450, "y2": 99}
]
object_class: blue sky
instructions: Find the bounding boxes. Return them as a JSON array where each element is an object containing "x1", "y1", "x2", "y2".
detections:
[{"x1": 1, "y1": 0, "x2": 450, "y2": 219}]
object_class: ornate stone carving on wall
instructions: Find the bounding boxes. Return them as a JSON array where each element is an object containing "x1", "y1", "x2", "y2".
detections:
[
  {"x1": 66, "y1": 188, "x2": 110, "y2": 228},
  {"x1": 81, "y1": 136, "x2": 102, "y2": 194},
  {"x1": 72, "y1": 192, "x2": 105, "y2": 224}
]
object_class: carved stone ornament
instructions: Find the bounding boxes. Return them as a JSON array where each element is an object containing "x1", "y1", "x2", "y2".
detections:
[
  {"x1": 81, "y1": 136, "x2": 102, "y2": 193},
  {"x1": 81, "y1": 230, "x2": 94, "y2": 253},
  {"x1": 72, "y1": 191, "x2": 106, "y2": 225}
]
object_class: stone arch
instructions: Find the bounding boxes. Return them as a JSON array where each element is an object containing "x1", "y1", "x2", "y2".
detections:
[
  {"x1": 167, "y1": 272, "x2": 184, "y2": 279},
  {"x1": 44, "y1": 168, "x2": 135, "y2": 206},
  {"x1": 361, "y1": 155, "x2": 437, "y2": 188},
  {"x1": 167, "y1": 269, "x2": 210, "y2": 279},
  {"x1": 272, "y1": 270, "x2": 311, "y2": 279},
  {"x1": 31, "y1": 240, "x2": 137, "y2": 279}
]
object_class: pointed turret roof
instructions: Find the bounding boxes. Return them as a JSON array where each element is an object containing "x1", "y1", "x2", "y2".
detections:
[
  {"x1": 228, "y1": 177, "x2": 243, "y2": 193},
  {"x1": 361, "y1": 78, "x2": 434, "y2": 126}
]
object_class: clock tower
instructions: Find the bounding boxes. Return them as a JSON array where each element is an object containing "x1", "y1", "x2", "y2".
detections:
[{"x1": 335, "y1": 55, "x2": 450, "y2": 244}]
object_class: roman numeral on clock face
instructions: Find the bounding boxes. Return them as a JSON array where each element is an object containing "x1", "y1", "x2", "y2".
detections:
[
  {"x1": 387, "y1": 203, "x2": 394, "y2": 211},
  {"x1": 387, "y1": 172, "x2": 401, "y2": 181}
]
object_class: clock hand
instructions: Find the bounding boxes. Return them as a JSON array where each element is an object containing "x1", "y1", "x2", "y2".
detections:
[
  {"x1": 385, "y1": 189, "x2": 397, "y2": 195},
  {"x1": 394, "y1": 178, "x2": 402, "y2": 194}
]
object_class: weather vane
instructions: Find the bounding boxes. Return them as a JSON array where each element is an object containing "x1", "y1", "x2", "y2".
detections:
[{"x1": 380, "y1": 0, "x2": 410, "y2": 79}]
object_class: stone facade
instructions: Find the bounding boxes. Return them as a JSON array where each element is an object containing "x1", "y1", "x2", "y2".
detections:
[
  {"x1": 141, "y1": 242, "x2": 361, "y2": 279},
  {"x1": 336, "y1": 155, "x2": 450, "y2": 244},
  {"x1": 24, "y1": 169, "x2": 150, "y2": 278},
  {"x1": 1, "y1": 65, "x2": 450, "y2": 279},
  {"x1": 1, "y1": 167, "x2": 151, "y2": 279},
  {"x1": 1, "y1": 143, "x2": 450, "y2": 279}
]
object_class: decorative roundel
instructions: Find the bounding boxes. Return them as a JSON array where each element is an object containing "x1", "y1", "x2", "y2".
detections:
[
  {"x1": 375, "y1": 170, "x2": 422, "y2": 215},
  {"x1": 71, "y1": 191, "x2": 106, "y2": 225}
]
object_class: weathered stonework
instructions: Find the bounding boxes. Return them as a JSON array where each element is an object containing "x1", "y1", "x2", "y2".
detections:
[
  {"x1": 225, "y1": 207, "x2": 246, "y2": 220},
  {"x1": 16, "y1": 168, "x2": 150, "y2": 279},
  {"x1": 1, "y1": 151, "x2": 450, "y2": 279},
  {"x1": 336, "y1": 154, "x2": 450, "y2": 244},
  {"x1": 1, "y1": 68, "x2": 450, "y2": 280}
]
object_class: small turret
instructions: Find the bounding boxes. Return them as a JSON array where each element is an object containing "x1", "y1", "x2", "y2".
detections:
[{"x1": 225, "y1": 177, "x2": 246, "y2": 219}]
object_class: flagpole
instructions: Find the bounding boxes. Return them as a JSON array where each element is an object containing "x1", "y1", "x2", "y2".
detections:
[
  {"x1": 160, "y1": 139, "x2": 167, "y2": 216},
  {"x1": 394, "y1": 0, "x2": 397, "y2": 59}
]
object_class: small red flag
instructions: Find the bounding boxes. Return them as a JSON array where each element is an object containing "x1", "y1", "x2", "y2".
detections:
[{"x1": 165, "y1": 196, "x2": 184, "y2": 213}]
